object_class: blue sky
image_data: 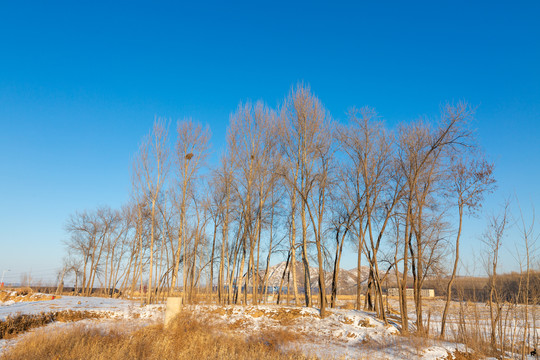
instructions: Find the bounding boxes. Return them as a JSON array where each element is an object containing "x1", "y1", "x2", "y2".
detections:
[{"x1": 0, "y1": 1, "x2": 539, "y2": 284}]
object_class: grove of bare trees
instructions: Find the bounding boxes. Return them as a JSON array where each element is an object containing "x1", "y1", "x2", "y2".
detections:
[{"x1": 63, "y1": 83, "x2": 512, "y2": 338}]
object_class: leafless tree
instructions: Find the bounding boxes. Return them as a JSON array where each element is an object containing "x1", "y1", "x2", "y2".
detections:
[
  {"x1": 279, "y1": 83, "x2": 333, "y2": 316},
  {"x1": 227, "y1": 100, "x2": 277, "y2": 304},
  {"x1": 133, "y1": 119, "x2": 170, "y2": 304},
  {"x1": 328, "y1": 202, "x2": 354, "y2": 308},
  {"x1": 514, "y1": 200, "x2": 539, "y2": 358},
  {"x1": 483, "y1": 201, "x2": 510, "y2": 351},
  {"x1": 440, "y1": 158, "x2": 495, "y2": 337},
  {"x1": 340, "y1": 107, "x2": 400, "y2": 322},
  {"x1": 214, "y1": 155, "x2": 234, "y2": 304},
  {"x1": 171, "y1": 119, "x2": 210, "y2": 303},
  {"x1": 396, "y1": 102, "x2": 474, "y2": 332}
]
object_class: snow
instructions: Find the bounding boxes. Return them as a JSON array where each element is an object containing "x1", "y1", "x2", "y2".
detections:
[
  {"x1": 184, "y1": 304, "x2": 461, "y2": 359},
  {"x1": 0, "y1": 295, "x2": 164, "y2": 321},
  {"x1": 1, "y1": 294, "x2": 513, "y2": 359},
  {"x1": 0, "y1": 295, "x2": 164, "y2": 355}
]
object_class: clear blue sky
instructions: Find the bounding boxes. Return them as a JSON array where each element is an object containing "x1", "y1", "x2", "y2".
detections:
[{"x1": 1, "y1": 1, "x2": 539, "y2": 284}]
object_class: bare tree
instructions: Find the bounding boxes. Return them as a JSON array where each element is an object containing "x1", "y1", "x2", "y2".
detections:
[
  {"x1": 133, "y1": 119, "x2": 169, "y2": 304},
  {"x1": 279, "y1": 83, "x2": 333, "y2": 316},
  {"x1": 340, "y1": 107, "x2": 400, "y2": 322},
  {"x1": 483, "y1": 201, "x2": 510, "y2": 351},
  {"x1": 171, "y1": 119, "x2": 210, "y2": 303},
  {"x1": 214, "y1": 155, "x2": 234, "y2": 304},
  {"x1": 227, "y1": 100, "x2": 277, "y2": 304},
  {"x1": 440, "y1": 158, "x2": 495, "y2": 337},
  {"x1": 328, "y1": 203, "x2": 354, "y2": 308},
  {"x1": 397, "y1": 102, "x2": 474, "y2": 333},
  {"x1": 514, "y1": 200, "x2": 538, "y2": 358}
]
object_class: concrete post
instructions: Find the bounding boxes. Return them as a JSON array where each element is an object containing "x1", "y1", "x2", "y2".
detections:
[{"x1": 165, "y1": 297, "x2": 183, "y2": 326}]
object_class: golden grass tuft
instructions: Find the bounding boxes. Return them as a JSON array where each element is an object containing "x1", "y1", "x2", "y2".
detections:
[
  {"x1": 441, "y1": 350, "x2": 481, "y2": 360},
  {"x1": 1, "y1": 312, "x2": 313, "y2": 360},
  {"x1": 263, "y1": 307, "x2": 309, "y2": 325},
  {"x1": 0, "y1": 310, "x2": 105, "y2": 339},
  {"x1": 339, "y1": 301, "x2": 356, "y2": 310},
  {"x1": 208, "y1": 306, "x2": 234, "y2": 316},
  {"x1": 209, "y1": 306, "x2": 312, "y2": 326},
  {"x1": 248, "y1": 327, "x2": 302, "y2": 351},
  {"x1": 358, "y1": 318, "x2": 376, "y2": 328}
]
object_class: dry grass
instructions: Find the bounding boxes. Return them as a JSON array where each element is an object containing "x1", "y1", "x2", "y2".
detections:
[
  {"x1": 338, "y1": 301, "x2": 356, "y2": 310},
  {"x1": 250, "y1": 307, "x2": 311, "y2": 325},
  {"x1": 209, "y1": 306, "x2": 314, "y2": 327},
  {"x1": 358, "y1": 318, "x2": 376, "y2": 328},
  {"x1": 0, "y1": 288, "x2": 60, "y2": 303},
  {"x1": 440, "y1": 350, "x2": 481, "y2": 360},
  {"x1": 0, "y1": 312, "x2": 313, "y2": 360},
  {"x1": 0, "y1": 310, "x2": 106, "y2": 339}
]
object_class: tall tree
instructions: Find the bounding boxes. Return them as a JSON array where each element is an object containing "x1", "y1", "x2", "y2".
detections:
[
  {"x1": 133, "y1": 119, "x2": 169, "y2": 304},
  {"x1": 483, "y1": 202, "x2": 510, "y2": 351},
  {"x1": 440, "y1": 158, "x2": 495, "y2": 337},
  {"x1": 171, "y1": 119, "x2": 210, "y2": 303},
  {"x1": 227, "y1": 101, "x2": 277, "y2": 304},
  {"x1": 340, "y1": 107, "x2": 400, "y2": 322},
  {"x1": 397, "y1": 102, "x2": 474, "y2": 332},
  {"x1": 280, "y1": 83, "x2": 333, "y2": 316}
]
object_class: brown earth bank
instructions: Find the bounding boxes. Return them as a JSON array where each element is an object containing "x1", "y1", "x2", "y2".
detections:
[{"x1": 0, "y1": 310, "x2": 107, "y2": 339}]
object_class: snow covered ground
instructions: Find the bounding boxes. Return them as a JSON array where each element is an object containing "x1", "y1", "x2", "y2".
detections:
[
  {"x1": 0, "y1": 294, "x2": 164, "y2": 355},
  {"x1": 0, "y1": 292, "x2": 463, "y2": 359},
  {"x1": 1, "y1": 293, "x2": 534, "y2": 359},
  {"x1": 0, "y1": 294, "x2": 163, "y2": 321},
  {"x1": 185, "y1": 304, "x2": 464, "y2": 360}
]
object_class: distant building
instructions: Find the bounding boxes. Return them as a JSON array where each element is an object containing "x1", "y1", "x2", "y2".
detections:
[{"x1": 387, "y1": 288, "x2": 435, "y2": 298}]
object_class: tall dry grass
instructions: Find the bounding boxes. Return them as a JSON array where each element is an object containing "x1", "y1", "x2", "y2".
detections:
[
  {"x1": 0, "y1": 310, "x2": 104, "y2": 339},
  {"x1": 443, "y1": 292, "x2": 538, "y2": 359},
  {"x1": 1, "y1": 312, "x2": 313, "y2": 360}
]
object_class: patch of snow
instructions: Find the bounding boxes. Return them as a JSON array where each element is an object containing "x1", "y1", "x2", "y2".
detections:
[{"x1": 0, "y1": 295, "x2": 164, "y2": 321}]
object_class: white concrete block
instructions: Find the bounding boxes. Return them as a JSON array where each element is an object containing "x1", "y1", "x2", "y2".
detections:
[{"x1": 165, "y1": 297, "x2": 183, "y2": 326}]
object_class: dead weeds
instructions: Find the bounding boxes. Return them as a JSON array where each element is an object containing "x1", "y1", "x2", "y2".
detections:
[
  {"x1": 1, "y1": 312, "x2": 313, "y2": 360},
  {"x1": 339, "y1": 301, "x2": 356, "y2": 310},
  {"x1": 442, "y1": 349, "x2": 482, "y2": 360},
  {"x1": 359, "y1": 318, "x2": 376, "y2": 328},
  {"x1": 0, "y1": 289, "x2": 60, "y2": 303},
  {"x1": 0, "y1": 310, "x2": 106, "y2": 339}
]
